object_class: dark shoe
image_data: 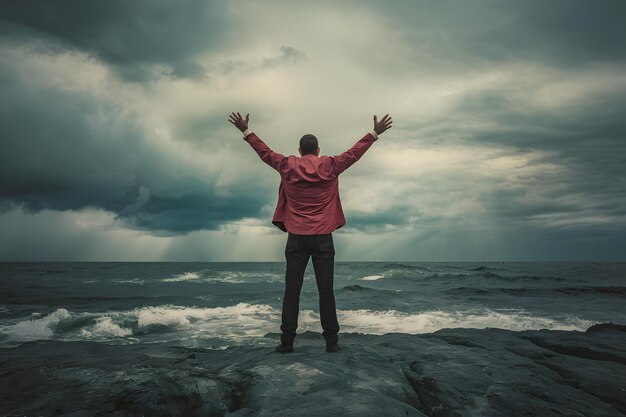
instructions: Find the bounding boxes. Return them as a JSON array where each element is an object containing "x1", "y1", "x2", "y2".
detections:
[
  {"x1": 326, "y1": 343, "x2": 340, "y2": 353},
  {"x1": 275, "y1": 343, "x2": 294, "y2": 353}
]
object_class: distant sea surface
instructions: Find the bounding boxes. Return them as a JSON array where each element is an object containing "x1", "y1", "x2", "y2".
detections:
[{"x1": 1, "y1": 262, "x2": 624, "y2": 349}]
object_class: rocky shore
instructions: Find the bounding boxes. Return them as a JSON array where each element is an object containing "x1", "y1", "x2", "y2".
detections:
[{"x1": 1, "y1": 323, "x2": 625, "y2": 416}]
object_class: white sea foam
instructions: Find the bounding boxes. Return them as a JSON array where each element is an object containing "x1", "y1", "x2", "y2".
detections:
[
  {"x1": 279, "y1": 306, "x2": 593, "y2": 335},
  {"x1": 0, "y1": 304, "x2": 596, "y2": 346},
  {"x1": 163, "y1": 272, "x2": 201, "y2": 282},
  {"x1": 113, "y1": 278, "x2": 145, "y2": 285},
  {"x1": 162, "y1": 271, "x2": 283, "y2": 283},
  {"x1": 0, "y1": 303, "x2": 279, "y2": 345},
  {"x1": 2, "y1": 308, "x2": 72, "y2": 341},
  {"x1": 334, "y1": 308, "x2": 595, "y2": 334},
  {"x1": 81, "y1": 316, "x2": 132, "y2": 338},
  {"x1": 135, "y1": 303, "x2": 278, "y2": 337},
  {"x1": 217, "y1": 271, "x2": 284, "y2": 283},
  {"x1": 361, "y1": 275, "x2": 385, "y2": 281}
]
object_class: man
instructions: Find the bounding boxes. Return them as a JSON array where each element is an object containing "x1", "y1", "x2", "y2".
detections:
[{"x1": 228, "y1": 112, "x2": 393, "y2": 353}]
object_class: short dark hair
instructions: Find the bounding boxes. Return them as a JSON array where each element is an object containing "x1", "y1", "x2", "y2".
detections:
[{"x1": 299, "y1": 134, "x2": 318, "y2": 155}]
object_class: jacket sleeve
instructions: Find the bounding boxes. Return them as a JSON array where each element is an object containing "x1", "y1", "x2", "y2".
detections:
[
  {"x1": 330, "y1": 132, "x2": 377, "y2": 176},
  {"x1": 244, "y1": 132, "x2": 287, "y2": 172}
]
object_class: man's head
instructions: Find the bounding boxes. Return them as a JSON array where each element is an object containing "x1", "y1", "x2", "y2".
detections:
[{"x1": 299, "y1": 134, "x2": 320, "y2": 156}]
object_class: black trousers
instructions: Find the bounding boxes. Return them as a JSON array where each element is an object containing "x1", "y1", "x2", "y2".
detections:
[{"x1": 280, "y1": 232, "x2": 340, "y2": 346}]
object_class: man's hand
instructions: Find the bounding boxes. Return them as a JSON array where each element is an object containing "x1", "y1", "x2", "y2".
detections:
[
  {"x1": 228, "y1": 112, "x2": 250, "y2": 133},
  {"x1": 374, "y1": 114, "x2": 393, "y2": 135}
]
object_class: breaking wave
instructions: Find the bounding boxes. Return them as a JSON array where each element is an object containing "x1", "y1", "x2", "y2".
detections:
[{"x1": 0, "y1": 303, "x2": 597, "y2": 346}]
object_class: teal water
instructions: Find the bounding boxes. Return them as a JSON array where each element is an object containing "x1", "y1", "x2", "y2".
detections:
[{"x1": 1, "y1": 262, "x2": 624, "y2": 348}]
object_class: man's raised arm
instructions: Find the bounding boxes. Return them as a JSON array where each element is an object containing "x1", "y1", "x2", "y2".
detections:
[
  {"x1": 229, "y1": 112, "x2": 286, "y2": 172},
  {"x1": 330, "y1": 114, "x2": 393, "y2": 176}
]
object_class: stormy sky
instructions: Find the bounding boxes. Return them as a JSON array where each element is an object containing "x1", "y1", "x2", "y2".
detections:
[{"x1": 1, "y1": 0, "x2": 625, "y2": 261}]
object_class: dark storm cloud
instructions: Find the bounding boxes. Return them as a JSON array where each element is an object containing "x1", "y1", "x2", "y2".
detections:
[
  {"x1": 404, "y1": 82, "x2": 626, "y2": 235},
  {"x1": 458, "y1": 87, "x2": 626, "y2": 177},
  {"x1": 342, "y1": 206, "x2": 424, "y2": 233},
  {"x1": 356, "y1": 0, "x2": 626, "y2": 69},
  {"x1": 0, "y1": 62, "x2": 273, "y2": 234},
  {"x1": 340, "y1": 205, "x2": 456, "y2": 234},
  {"x1": 487, "y1": 0, "x2": 626, "y2": 64},
  {"x1": 0, "y1": 0, "x2": 229, "y2": 81}
]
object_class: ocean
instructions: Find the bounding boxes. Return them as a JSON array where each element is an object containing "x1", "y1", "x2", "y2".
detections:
[{"x1": 1, "y1": 261, "x2": 624, "y2": 349}]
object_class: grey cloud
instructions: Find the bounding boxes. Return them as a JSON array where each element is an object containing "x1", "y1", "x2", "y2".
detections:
[
  {"x1": 403, "y1": 83, "x2": 626, "y2": 236},
  {"x1": 209, "y1": 45, "x2": 307, "y2": 77},
  {"x1": 352, "y1": 0, "x2": 626, "y2": 69},
  {"x1": 449, "y1": 87, "x2": 626, "y2": 173},
  {"x1": 342, "y1": 206, "x2": 423, "y2": 234},
  {"x1": 0, "y1": 0, "x2": 229, "y2": 81},
  {"x1": 172, "y1": 95, "x2": 297, "y2": 148},
  {"x1": 119, "y1": 185, "x2": 151, "y2": 216},
  {"x1": 260, "y1": 45, "x2": 307, "y2": 68},
  {"x1": 0, "y1": 63, "x2": 275, "y2": 234},
  {"x1": 167, "y1": 61, "x2": 209, "y2": 81}
]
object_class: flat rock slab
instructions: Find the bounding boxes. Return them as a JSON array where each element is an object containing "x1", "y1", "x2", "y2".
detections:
[{"x1": 1, "y1": 324, "x2": 625, "y2": 416}]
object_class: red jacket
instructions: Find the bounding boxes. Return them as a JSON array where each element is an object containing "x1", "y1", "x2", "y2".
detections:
[{"x1": 244, "y1": 131, "x2": 378, "y2": 234}]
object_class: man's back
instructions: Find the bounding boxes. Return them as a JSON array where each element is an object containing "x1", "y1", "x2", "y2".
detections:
[
  {"x1": 244, "y1": 131, "x2": 378, "y2": 234},
  {"x1": 278, "y1": 153, "x2": 343, "y2": 235}
]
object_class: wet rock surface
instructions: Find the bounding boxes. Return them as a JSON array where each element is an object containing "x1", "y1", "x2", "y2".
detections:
[{"x1": 1, "y1": 323, "x2": 625, "y2": 416}]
